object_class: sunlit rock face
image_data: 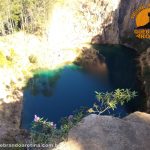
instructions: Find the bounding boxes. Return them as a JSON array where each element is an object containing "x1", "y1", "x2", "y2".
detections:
[
  {"x1": 89, "y1": 0, "x2": 150, "y2": 49},
  {"x1": 47, "y1": 0, "x2": 121, "y2": 49},
  {"x1": 53, "y1": 112, "x2": 150, "y2": 150},
  {"x1": 47, "y1": 0, "x2": 149, "y2": 48}
]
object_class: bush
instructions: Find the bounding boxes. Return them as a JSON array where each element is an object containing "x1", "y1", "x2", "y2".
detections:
[
  {"x1": 29, "y1": 55, "x2": 37, "y2": 64},
  {"x1": 6, "y1": 48, "x2": 16, "y2": 62},
  {"x1": 30, "y1": 115, "x2": 58, "y2": 145},
  {"x1": 60, "y1": 107, "x2": 87, "y2": 139},
  {"x1": 88, "y1": 89, "x2": 137, "y2": 115},
  {"x1": 30, "y1": 108, "x2": 87, "y2": 145},
  {"x1": 0, "y1": 49, "x2": 16, "y2": 67}
]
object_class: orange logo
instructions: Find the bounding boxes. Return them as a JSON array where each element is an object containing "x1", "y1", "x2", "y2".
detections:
[
  {"x1": 131, "y1": 5, "x2": 150, "y2": 39},
  {"x1": 136, "y1": 8, "x2": 150, "y2": 28}
]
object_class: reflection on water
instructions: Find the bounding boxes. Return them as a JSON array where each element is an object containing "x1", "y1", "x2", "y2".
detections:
[
  {"x1": 21, "y1": 45, "x2": 145, "y2": 129},
  {"x1": 26, "y1": 70, "x2": 61, "y2": 96}
]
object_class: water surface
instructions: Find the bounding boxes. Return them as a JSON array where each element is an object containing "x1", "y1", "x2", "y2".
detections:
[{"x1": 21, "y1": 45, "x2": 145, "y2": 129}]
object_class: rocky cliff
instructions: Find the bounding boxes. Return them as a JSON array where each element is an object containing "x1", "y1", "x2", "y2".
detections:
[
  {"x1": 57, "y1": 0, "x2": 149, "y2": 60},
  {"x1": 140, "y1": 48, "x2": 150, "y2": 112},
  {"x1": 0, "y1": 0, "x2": 149, "y2": 146},
  {"x1": 118, "y1": 0, "x2": 150, "y2": 112},
  {"x1": 70, "y1": 0, "x2": 150, "y2": 111},
  {"x1": 52, "y1": 2, "x2": 150, "y2": 149},
  {"x1": 118, "y1": 0, "x2": 150, "y2": 51},
  {"x1": 53, "y1": 112, "x2": 150, "y2": 150},
  {"x1": 48, "y1": 0, "x2": 121, "y2": 47},
  {"x1": 90, "y1": 0, "x2": 150, "y2": 50}
]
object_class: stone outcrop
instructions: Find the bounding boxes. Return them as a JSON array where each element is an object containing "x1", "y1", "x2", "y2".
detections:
[
  {"x1": 87, "y1": 0, "x2": 150, "y2": 112},
  {"x1": 118, "y1": 0, "x2": 150, "y2": 51},
  {"x1": 139, "y1": 48, "x2": 150, "y2": 112},
  {"x1": 91, "y1": 0, "x2": 150, "y2": 51},
  {"x1": 85, "y1": 0, "x2": 150, "y2": 112},
  {"x1": 0, "y1": 0, "x2": 149, "y2": 146},
  {"x1": 53, "y1": 0, "x2": 121, "y2": 46},
  {"x1": 53, "y1": 112, "x2": 150, "y2": 150}
]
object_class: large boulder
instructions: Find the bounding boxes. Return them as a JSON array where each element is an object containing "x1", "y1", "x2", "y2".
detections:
[{"x1": 53, "y1": 112, "x2": 150, "y2": 150}]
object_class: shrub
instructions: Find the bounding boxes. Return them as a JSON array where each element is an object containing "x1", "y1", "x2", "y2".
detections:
[
  {"x1": 6, "y1": 48, "x2": 16, "y2": 62},
  {"x1": 29, "y1": 55, "x2": 38, "y2": 64},
  {"x1": 60, "y1": 107, "x2": 87, "y2": 139},
  {"x1": 88, "y1": 89, "x2": 137, "y2": 115},
  {"x1": 0, "y1": 49, "x2": 16, "y2": 67},
  {"x1": 30, "y1": 108, "x2": 87, "y2": 145},
  {"x1": 30, "y1": 115, "x2": 58, "y2": 145}
]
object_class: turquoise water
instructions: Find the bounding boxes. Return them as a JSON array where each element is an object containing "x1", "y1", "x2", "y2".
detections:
[{"x1": 21, "y1": 45, "x2": 145, "y2": 129}]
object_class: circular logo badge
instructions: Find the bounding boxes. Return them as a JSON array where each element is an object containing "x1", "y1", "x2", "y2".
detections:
[{"x1": 136, "y1": 8, "x2": 150, "y2": 29}]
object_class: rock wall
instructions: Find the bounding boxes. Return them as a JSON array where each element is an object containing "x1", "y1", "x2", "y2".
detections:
[
  {"x1": 57, "y1": 0, "x2": 149, "y2": 51},
  {"x1": 89, "y1": 0, "x2": 150, "y2": 112},
  {"x1": 50, "y1": 0, "x2": 121, "y2": 46},
  {"x1": 139, "y1": 48, "x2": 150, "y2": 112},
  {"x1": 119, "y1": 0, "x2": 150, "y2": 113},
  {"x1": 118, "y1": 0, "x2": 150, "y2": 51},
  {"x1": 53, "y1": 112, "x2": 150, "y2": 150},
  {"x1": 49, "y1": 0, "x2": 149, "y2": 50},
  {"x1": 90, "y1": 0, "x2": 150, "y2": 50},
  {"x1": 117, "y1": 0, "x2": 150, "y2": 112}
]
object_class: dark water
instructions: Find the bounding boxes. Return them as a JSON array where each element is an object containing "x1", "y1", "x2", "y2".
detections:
[{"x1": 21, "y1": 45, "x2": 145, "y2": 129}]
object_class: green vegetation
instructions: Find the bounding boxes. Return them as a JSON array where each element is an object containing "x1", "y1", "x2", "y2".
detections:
[
  {"x1": 30, "y1": 108, "x2": 87, "y2": 145},
  {"x1": 0, "y1": 51, "x2": 7, "y2": 67},
  {"x1": 0, "y1": 0, "x2": 63, "y2": 35},
  {"x1": 60, "y1": 107, "x2": 87, "y2": 139},
  {"x1": 31, "y1": 89, "x2": 136, "y2": 145},
  {"x1": 28, "y1": 55, "x2": 37, "y2": 64},
  {"x1": 31, "y1": 115, "x2": 58, "y2": 144},
  {"x1": 88, "y1": 89, "x2": 137, "y2": 115},
  {"x1": 0, "y1": 50, "x2": 15, "y2": 67}
]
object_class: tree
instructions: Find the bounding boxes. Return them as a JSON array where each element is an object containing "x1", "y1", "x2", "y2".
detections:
[{"x1": 0, "y1": 0, "x2": 57, "y2": 35}]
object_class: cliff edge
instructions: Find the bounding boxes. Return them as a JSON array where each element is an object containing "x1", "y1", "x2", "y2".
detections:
[{"x1": 53, "y1": 112, "x2": 150, "y2": 150}]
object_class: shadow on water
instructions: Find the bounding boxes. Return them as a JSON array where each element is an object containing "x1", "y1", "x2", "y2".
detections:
[
  {"x1": 93, "y1": 44, "x2": 146, "y2": 112},
  {"x1": 21, "y1": 45, "x2": 146, "y2": 129}
]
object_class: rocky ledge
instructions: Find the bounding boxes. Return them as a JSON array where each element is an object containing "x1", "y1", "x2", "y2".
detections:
[
  {"x1": 140, "y1": 48, "x2": 150, "y2": 112},
  {"x1": 53, "y1": 112, "x2": 150, "y2": 150}
]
